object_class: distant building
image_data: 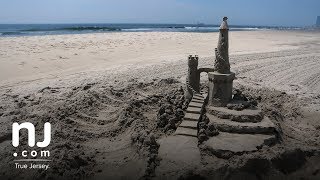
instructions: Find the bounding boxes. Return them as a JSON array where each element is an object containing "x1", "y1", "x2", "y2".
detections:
[{"x1": 317, "y1": 16, "x2": 320, "y2": 26}]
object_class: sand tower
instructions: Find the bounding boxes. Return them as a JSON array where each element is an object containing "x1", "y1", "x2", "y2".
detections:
[
  {"x1": 208, "y1": 17, "x2": 235, "y2": 106},
  {"x1": 185, "y1": 55, "x2": 200, "y2": 100}
]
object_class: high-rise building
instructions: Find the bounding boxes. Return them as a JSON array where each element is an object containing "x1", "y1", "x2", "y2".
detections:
[{"x1": 316, "y1": 16, "x2": 320, "y2": 26}]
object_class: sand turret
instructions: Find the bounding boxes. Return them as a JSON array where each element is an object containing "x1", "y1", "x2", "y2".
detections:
[
  {"x1": 208, "y1": 17, "x2": 235, "y2": 106},
  {"x1": 185, "y1": 55, "x2": 200, "y2": 100},
  {"x1": 214, "y1": 17, "x2": 230, "y2": 74}
]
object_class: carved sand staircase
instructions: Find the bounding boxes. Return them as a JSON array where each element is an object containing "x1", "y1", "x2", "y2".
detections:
[
  {"x1": 202, "y1": 102, "x2": 278, "y2": 158},
  {"x1": 174, "y1": 93, "x2": 278, "y2": 159},
  {"x1": 156, "y1": 93, "x2": 206, "y2": 176},
  {"x1": 175, "y1": 93, "x2": 206, "y2": 137}
]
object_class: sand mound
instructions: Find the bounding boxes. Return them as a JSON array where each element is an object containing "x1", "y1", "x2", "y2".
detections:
[{"x1": 0, "y1": 78, "x2": 186, "y2": 179}]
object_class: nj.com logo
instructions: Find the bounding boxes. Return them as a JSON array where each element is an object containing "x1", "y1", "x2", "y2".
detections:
[{"x1": 12, "y1": 122, "x2": 51, "y2": 158}]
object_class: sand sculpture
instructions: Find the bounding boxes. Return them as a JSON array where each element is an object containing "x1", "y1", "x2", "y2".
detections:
[
  {"x1": 209, "y1": 16, "x2": 235, "y2": 106},
  {"x1": 176, "y1": 17, "x2": 278, "y2": 156},
  {"x1": 185, "y1": 17, "x2": 234, "y2": 106}
]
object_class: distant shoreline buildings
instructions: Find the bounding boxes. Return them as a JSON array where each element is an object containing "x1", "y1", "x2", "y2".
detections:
[{"x1": 316, "y1": 16, "x2": 320, "y2": 26}]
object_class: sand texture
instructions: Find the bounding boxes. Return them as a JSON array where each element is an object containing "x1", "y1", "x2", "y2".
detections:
[{"x1": 0, "y1": 30, "x2": 320, "y2": 179}]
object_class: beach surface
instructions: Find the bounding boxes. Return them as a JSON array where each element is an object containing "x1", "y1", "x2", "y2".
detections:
[
  {"x1": 0, "y1": 30, "x2": 318, "y2": 87},
  {"x1": 0, "y1": 30, "x2": 320, "y2": 179}
]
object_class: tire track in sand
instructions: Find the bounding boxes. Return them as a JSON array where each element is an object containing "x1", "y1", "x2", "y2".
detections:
[{"x1": 234, "y1": 48, "x2": 320, "y2": 96}]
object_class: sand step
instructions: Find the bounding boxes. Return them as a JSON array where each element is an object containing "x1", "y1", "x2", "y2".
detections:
[
  {"x1": 179, "y1": 120, "x2": 198, "y2": 129},
  {"x1": 193, "y1": 96, "x2": 204, "y2": 101},
  {"x1": 206, "y1": 113, "x2": 276, "y2": 134},
  {"x1": 206, "y1": 106, "x2": 263, "y2": 123},
  {"x1": 193, "y1": 93, "x2": 203, "y2": 98},
  {"x1": 186, "y1": 107, "x2": 202, "y2": 114},
  {"x1": 184, "y1": 113, "x2": 201, "y2": 121},
  {"x1": 175, "y1": 127, "x2": 198, "y2": 137},
  {"x1": 202, "y1": 132, "x2": 277, "y2": 158},
  {"x1": 188, "y1": 101, "x2": 203, "y2": 108},
  {"x1": 191, "y1": 99, "x2": 204, "y2": 104}
]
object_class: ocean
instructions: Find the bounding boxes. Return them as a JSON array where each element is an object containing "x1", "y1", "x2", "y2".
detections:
[{"x1": 0, "y1": 23, "x2": 301, "y2": 37}]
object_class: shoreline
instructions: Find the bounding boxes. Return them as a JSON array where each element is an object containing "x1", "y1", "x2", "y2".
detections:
[{"x1": 0, "y1": 23, "x2": 313, "y2": 37}]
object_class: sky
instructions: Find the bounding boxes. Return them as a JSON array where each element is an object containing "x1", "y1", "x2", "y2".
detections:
[{"x1": 0, "y1": 0, "x2": 319, "y2": 26}]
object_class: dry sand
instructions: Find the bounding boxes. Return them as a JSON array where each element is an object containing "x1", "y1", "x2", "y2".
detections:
[
  {"x1": 0, "y1": 30, "x2": 315, "y2": 87},
  {"x1": 0, "y1": 30, "x2": 320, "y2": 179}
]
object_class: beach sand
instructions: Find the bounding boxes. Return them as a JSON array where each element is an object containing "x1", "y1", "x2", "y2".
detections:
[
  {"x1": 0, "y1": 30, "x2": 316, "y2": 86},
  {"x1": 0, "y1": 30, "x2": 320, "y2": 179}
]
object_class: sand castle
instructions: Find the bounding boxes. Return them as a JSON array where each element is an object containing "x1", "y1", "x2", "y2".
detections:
[{"x1": 177, "y1": 17, "x2": 278, "y2": 156}]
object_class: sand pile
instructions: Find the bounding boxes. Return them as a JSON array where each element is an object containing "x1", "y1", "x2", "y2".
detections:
[{"x1": 0, "y1": 77, "x2": 190, "y2": 179}]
